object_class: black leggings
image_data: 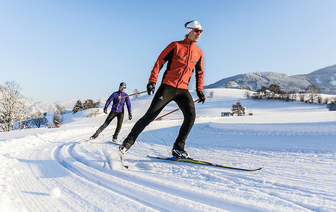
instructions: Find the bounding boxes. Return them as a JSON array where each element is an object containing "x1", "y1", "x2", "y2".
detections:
[
  {"x1": 123, "y1": 84, "x2": 195, "y2": 150},
  {"x1": 92, "y1": 111, "x2": 124, "y2": 139}
]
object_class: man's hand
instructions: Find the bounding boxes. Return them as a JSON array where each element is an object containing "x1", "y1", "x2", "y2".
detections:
[
  {"x1": 147, "y1": 82, "x2": 156, "y2": 95},
  {"x1": 103, "y1": 107, "x2": 108, "y2": 114},
  {"x1": 197, "y1": 91, "x2": 205, "y2": 103},
  {"x1": 129, "y1": 114, "x2": 132, "y2": 120}
]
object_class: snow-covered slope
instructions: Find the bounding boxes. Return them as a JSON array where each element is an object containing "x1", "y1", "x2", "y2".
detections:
[
  {"x1": 205, "y1": 64, "x2": 336, "y2": 95},
  {"x1": 1, "y1": 88, "x2": 336, "y2": 211}
]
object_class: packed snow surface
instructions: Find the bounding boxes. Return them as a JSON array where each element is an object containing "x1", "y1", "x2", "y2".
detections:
[{"x1": 1, "y1": 88, "x2": 335, "y2": 212}]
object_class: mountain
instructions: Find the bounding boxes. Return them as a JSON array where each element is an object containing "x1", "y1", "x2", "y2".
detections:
[
  {"x1": 304, "y1": 65, "x2": 336, "y2": 94},
  {"x1": 28, "y1": 97, "x2": 107, "y2": 115},
  {"x1": 204, "y1": 64, "x2": 336, "y2": 94}
]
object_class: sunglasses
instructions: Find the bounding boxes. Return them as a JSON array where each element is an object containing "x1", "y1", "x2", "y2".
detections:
[
  {"x1": 120, "y1": 86, "x2": 126, "y2": 89},
  {"x1": 187, "y1": 28, "x2": 203, "y2": 33}
]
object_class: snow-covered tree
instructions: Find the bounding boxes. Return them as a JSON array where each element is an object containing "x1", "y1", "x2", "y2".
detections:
[
  {"x1": 31, "y1": 111, "x2": 48, "y2": 128},
  {"x1": 208, "y1": 91, "x2": 214, "y2": 100},
  {"x1": 83, "y1": 99, "x2": 95, "y2": 110},
  {"x1": 16, "y1": 98, "x2": 32, "y2": 130},
  {"x1": 226, "y1": 81, "x2": 238, "y2": 88},
  {"x1": 133, "y1": 89, "x2": 139, "y2": 99},
  {"x1": 53, "y1": 104, "x2": 65, "y2": 127},
  {"x1": 305, "y1": 84, "x2": 321, "y2": 103},
  {"x1": 0, "y1": 81, "x2": 31, "y2": 131}
]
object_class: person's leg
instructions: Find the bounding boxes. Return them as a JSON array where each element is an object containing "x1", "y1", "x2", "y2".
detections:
[
  {"x1": 91, "y1": 112, "x2": 117, "y2": 139},
  {"x1": 113, "y1": 112, "x2": 124, "y2": 140},
  {"x1": 121, "y1": 85, "x2": 175, "y2": 150},
  {"x1": 172, "y1": 90, "x2": 196, "y2": 151}
]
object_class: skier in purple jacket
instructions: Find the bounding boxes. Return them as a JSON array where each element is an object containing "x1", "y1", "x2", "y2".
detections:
[{"x1": 90, "y1": 82, "x2": 132, "y2": 142}]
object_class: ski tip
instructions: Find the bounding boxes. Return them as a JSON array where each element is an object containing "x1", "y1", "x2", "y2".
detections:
[{"x1": 109, "y1": 140, "x2": 121, "y2": 146}]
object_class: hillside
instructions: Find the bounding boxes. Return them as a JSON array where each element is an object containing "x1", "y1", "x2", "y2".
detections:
[
  {"x1": 1, "y1": 89, "x2": 336, "y2": 211},
  {"x1": 205, "y1": 64, "x2": 336, "y2": 94}
]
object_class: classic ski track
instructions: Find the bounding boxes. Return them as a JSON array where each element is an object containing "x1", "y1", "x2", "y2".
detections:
[
  {"x1": 12, "y1": 137, "x2": 158, "y2": 212},
  {"x1": 133, "y1": 123, "x2": 336, "y2": 211},
  {"x1": 9, "y1": 119, "x2": 335, "y2": 211},
  {"x1": 56, "y1": 139, "x2": 234, "y2": 212},
  {"x1": 71, "y1": 138, "x2": 321, "y2": 212},
  {"x1": 196, "y1": 125, "x2": 336, "y2": 210}
]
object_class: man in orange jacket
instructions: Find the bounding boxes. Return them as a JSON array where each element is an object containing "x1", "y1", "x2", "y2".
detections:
[{"x1": 120, "y1": 20, "x2": 206, "y2": 159}]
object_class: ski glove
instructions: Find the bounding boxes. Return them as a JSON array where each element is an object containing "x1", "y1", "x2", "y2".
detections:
[
  {"x1": 197, "y1": 91, "x2": 205, "y2": 104},
  {"x1": 129, "y1": 114, "x2": 132, "y2": 120},
  {"x1": 147, "y1": 82, "x2": 156, "y2": 95},
  {"x1": 103, "y1": 107, "x2": 108, "y2": 114}
]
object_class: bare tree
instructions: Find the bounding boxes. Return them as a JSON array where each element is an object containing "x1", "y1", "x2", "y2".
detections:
[
  {"x1": 244, "y1": 91, "x2": 251, "y2": 99},
  {"x1": 299, "y1": 92, "x2": 306, "y2": 102},
  {"x1": 133, "y1": 89, "x2": 140, "y2": 99},
  {"x1": 208, "y1": 91, "x2": 214, "y2": 100},
  {"x1": 0, "y1": 81, "x2": 30, "y2": 132},
  {"x1": 305, "y1": 84, "x2": 321, "y2": 103},
  {"x1": 32, "y1": 111, "x2": 48, "y2": 128},
  {"x1": 16, "y1": 98, "x2": 32, "y2": 130},
  {"x1": 268, "y1": 84, "x2": 280, "y2": 99},
  {"x1": 94, "y1": 100, "x2": 101, "y2": 108},
  {"x1": 53, "y1": 104, "x2": 65, "y2": 127}
]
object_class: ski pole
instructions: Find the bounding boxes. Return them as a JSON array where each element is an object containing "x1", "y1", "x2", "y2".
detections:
[
  {"x1": 153, "y1": 99, "x2": 199, "y2": 121},
  {"x1": 121, "y1": 91, "x2": 147, "y2": 98}
]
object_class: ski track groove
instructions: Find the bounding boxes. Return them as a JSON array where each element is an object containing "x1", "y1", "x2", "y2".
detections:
[
  {"x1": 133, "y1": 123, "x2": 336, "y2": 211},
  {"x1": 56, "y1": 139, "x2": 232, "y2": 212},
  {"x1": 12, "y1": 141, "x2": 105, "y2": 211},
  {"x1": 8, "y1": 119, "x2": 336, "y2": 212}
]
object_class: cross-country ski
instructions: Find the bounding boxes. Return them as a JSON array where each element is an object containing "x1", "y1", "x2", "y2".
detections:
[
  {"x1": 77, "y1": 138, "x2": 92, "y2": 144},
  {"x1": 147, "y1": 156, "x2": 262, "y2": 171}
]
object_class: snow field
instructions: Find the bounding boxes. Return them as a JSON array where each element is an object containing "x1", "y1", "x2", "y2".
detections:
[{"x1": 1, "y1": 88, "x2": 336, "y2": 211}]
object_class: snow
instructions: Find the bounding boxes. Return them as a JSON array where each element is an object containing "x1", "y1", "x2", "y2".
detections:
[
  {"x1": 1, "y1": 88, "x2": 336, "y2": 212},
  {"x1": 330, "y1": 75, "x2": 336, "y2": 86},
  {"x1": 50, "y1": 187, "x2": 62, "y2": 198}
]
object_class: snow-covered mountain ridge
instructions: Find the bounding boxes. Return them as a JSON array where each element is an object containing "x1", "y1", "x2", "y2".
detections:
[
  {"x1": 28, "y1": 97, "x2": 107, "y2": 114},
  {"x1": 205, "y1": 64, "x2": 336, "y2": 94}
]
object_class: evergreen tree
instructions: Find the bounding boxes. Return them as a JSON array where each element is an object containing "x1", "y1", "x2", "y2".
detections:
[
  {"x1": 231, "y1": 102, "x2": 244, "y2": 116},
  {"x1": 72, "y1": 100, "x2": 83, "y2": 114}
]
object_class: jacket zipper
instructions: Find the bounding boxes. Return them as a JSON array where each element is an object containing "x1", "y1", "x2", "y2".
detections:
[
  {"x1": 176, "y1": 41, "x2": 192, "y2": 88},
  {"x1": 116, "y1": 92, "x2": 122, "y2": 112}
]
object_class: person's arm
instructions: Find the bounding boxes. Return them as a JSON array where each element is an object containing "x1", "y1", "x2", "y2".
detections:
[
  {"x1": 126, "y1": 96, "x2": 132, "y2": 119},
  {"x1": 195, "y1": 52, "x2": 205, "y2": 103},
  {"x1": 195, "y1": 53, "x2": 204, "y2": 92},
  {"x1": 103, "y1": 93, "x2": 116, "y2": 113},
  {"x1": 148, "y1": 42, "x2": 175, "y2": 84}
]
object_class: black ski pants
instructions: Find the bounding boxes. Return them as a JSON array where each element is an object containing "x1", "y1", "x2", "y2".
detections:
[
  {"x1": 92, "y1": 111, "x2": 124, "y2": 140},
  {"x1": 123, "y1": 84, "x2": 195, "y2": 150}
]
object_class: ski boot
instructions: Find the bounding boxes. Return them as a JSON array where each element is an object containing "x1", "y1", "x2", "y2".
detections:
[{"x1": 172, "y1": 149, "x2": 192, "y2": 159}]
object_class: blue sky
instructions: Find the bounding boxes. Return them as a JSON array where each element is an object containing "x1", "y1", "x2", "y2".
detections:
[{"x1": 1, "y1": 0, "x2": 336, "y2": 103}]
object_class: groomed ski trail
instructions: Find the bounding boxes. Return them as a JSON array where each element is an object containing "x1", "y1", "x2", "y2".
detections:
[{"x1": 10, "y1": 133, "x2": 258, "y2": 212}]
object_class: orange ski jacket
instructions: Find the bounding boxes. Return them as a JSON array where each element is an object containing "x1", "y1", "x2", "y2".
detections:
[{"x1": 149, "y1": 38, "x2": 204, "y2": 92}]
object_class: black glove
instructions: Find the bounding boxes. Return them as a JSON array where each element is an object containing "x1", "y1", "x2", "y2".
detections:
[
  {"x1": 103, "y1": 107, "x2": 108, "y2": 114},
  {"x1": 197, "y1": 91, "x2": 205, "y2": 104},
  {"x1": 147, "y1": 82, "x2": 156, "y2": 95},
  {"x1": 129, "y1": 114, "x2": 132, "y2": 120}
]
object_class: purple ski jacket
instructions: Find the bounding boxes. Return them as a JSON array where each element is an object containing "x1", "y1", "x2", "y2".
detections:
[{"x1": 105, "y1": 91, "x2": 131, "y2": 114}]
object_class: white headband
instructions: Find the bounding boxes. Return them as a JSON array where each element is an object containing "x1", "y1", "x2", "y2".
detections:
[{"x1": 185, "y1": 20, "x2": 202, "y2": 35}]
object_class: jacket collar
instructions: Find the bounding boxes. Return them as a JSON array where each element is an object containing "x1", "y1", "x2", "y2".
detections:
[{"x1": 183, "y1": 37, "x2": 196, "y2": 46}]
